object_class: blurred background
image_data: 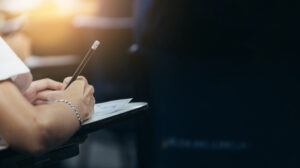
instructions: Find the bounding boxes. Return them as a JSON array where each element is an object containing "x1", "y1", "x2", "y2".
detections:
[{"x1": 1, "y1": 0, "x2": 300, "y2": 167}]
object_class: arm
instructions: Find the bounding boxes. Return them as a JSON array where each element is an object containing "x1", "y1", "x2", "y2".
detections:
[{"x1": 0, "y1": 78, "x2": 94, "y2": 155}]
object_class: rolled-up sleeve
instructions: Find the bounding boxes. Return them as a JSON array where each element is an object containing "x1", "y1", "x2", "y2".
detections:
[{"x1": 0, "y1": 37, "x2": 32, "y2": 92}]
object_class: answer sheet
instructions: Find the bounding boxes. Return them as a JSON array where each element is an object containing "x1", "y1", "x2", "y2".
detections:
[{"x1": 84, "y1": 98, "x2": 132, "y2": 125}]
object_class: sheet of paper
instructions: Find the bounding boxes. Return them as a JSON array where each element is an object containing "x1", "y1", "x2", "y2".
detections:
[
  {"x1": 94, "y1": 98, "x2": 132, "y2": 115},
  {"x1": 84, "y1": 100, "x2": 147, "y2": 125},
  {"x1": 83, "y1": 98, "x2": 132, "y2": 125},
  {"x1": 0, "y1": 139, "x2": 8, "y2": 151}
]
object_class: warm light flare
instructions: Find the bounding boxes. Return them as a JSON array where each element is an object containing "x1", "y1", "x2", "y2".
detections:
[
  {"x1": 0, "y1": 0, "x2": 43, "y2": 13},
  {"x1": 1, "y1": 0, "x2": 99, "y2": 54},
  {"x1": 0, "y1": 0, "x2": 98, "y2": 18}
]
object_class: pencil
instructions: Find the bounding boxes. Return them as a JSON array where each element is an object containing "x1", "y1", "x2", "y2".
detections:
[{"x1": 65, "y1": 40, "x2": 100, "y2": 89}]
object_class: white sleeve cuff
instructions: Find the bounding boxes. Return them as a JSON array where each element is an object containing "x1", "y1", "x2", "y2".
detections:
[{"x1": 0, "y1": 37, "x2": 32, "y2": 92}]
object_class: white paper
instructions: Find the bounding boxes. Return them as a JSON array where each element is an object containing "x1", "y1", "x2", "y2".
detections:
[
  {"x1": 94, "y1": 98, "x2": 132, "y2": 115},
  {"x1": 84, "y1": 99, "x2": 148, "y2": 125},
  {"x1": 0, "y1": 139, "x2": 8, "y2": 150}
]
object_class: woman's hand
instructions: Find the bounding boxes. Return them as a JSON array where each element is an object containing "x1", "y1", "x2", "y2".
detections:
[
  {"x1": 36, "y1": 76, "x2": 95, "y2": 122},
  {"x1": 0, "y1": 77, "x2": 94, "y2": 155},
  {"x1": 23, "y1": 78, "x2": 64, "y2": 105}
]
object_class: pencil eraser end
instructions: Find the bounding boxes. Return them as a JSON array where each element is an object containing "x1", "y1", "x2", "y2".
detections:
[{"x1": 91, "y1": 40, "x2": 100, "y2": 50}]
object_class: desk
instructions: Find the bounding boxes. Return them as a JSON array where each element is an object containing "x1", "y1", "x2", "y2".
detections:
[
  {"x1": 73, "y1": 16, "x2": 134, "y2": 29},
  {"x1": 25, "y1": 55, "x2": 80, "y2": 69},
  {"x1": 0, "y1": 103, "x2": 148, "y2": 167},
  {"x1": 0, "y1": 135, "x2": 87, "y2": 168}
]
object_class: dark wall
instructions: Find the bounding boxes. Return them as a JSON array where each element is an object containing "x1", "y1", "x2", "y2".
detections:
[
  {"x1": 134, "y1": 0, "x2": 300, "y2": 167},
  {"x1": 138, "y1": 0, "x2": 300, "y2": 56}
]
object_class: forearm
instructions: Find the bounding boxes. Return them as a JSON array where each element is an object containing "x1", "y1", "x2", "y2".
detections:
[
  {"x1": 34, "y1": 102, "x2": 80, "y2": 150},
  {"x1": 0, "y1": 81, "x2": 79, "y2": 155}
]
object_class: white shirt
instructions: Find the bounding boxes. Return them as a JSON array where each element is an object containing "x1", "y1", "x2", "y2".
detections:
[
  {"x1": 0, "y1": 36, "x2": 32, "y2": 149},
  {"x1": 0, "y1": 36, "x2": 32, "y2": 92}
]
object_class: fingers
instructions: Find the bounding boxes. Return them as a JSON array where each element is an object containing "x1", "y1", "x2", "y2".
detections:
[
  {"x1": 60, "y1": 76, "x2": 95, "y2": 121},
  {"x1": 63, "y1": 76, "x2": 88, "y2": 90},
  {"x1": 33, "y1": 99, "x2": 49, "y2": 105},
  {"x1": 84, "y1": 96, "x2": 95, "y2": 121},
  {"x1": 77, "y1": 76, "x2": 88, "y2": 82},
  {"x1": 91, "y1": 97, "x2": 95, "y2": 112},
  {"x1": 34, "y1": 78, "x2": 64, "y2": 92},
  {"x1": 88, "y1": 86, "x2": 95, "y2": 97},
  {"x1": 36, "y1": 90, "x2": 59, "y2": 102},
  {"x1": 63, "y1": 76, "x2": 87, "y2": 84},
  {"x1": 63, "y1": 77, "x2": 72, "y2": 85}
]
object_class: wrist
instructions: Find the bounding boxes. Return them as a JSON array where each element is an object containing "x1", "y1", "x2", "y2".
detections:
[{"x1": 54, "y1": 99, "x2": 83, "y2": 127}]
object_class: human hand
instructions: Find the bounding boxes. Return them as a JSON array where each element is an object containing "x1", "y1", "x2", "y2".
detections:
[
  {"x1": 23, "y1": 78, "x2": 64, "y2": 105},
  {"x1": 36, "y1": 76, "x2": 95, "y2": 121}
]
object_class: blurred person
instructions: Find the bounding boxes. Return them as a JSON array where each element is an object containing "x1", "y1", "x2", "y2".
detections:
[
  {"x1": 0, "y1": 36, "x2": 95, "y2": 155},
  {"x1": 3, "y1": 33, "x2": 31, "y2": 62},
  {"x1": 0, "y1": 10, "x2": 31, "y2": 61}
]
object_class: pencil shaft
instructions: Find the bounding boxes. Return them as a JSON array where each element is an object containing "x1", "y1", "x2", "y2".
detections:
[{"x1": 65, "y1": 48, "x2": 95, "y2": 89}]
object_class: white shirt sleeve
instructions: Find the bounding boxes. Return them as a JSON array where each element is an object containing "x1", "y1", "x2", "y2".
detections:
[{"x1": 0, "y1": 36, "x2": 32, "y2": 93}]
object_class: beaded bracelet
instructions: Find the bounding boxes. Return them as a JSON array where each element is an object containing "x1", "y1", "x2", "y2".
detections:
[{"x1": 55, "y1": 99, "x2": 83, "y2": 127}]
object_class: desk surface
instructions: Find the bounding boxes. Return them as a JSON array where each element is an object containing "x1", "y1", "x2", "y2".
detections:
[
  {"x1": 0, "y1": 135, "x2": 87, "y2": 167},
  {"x1": 25, "y1": 55, "x2": 80, "y2": 69},
  {"x1": 73, "y1": 16, "x2": 134, "y2": 29},
  {"x1": 0, "y1": 103, "x2": 148, "y2": 167}
]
